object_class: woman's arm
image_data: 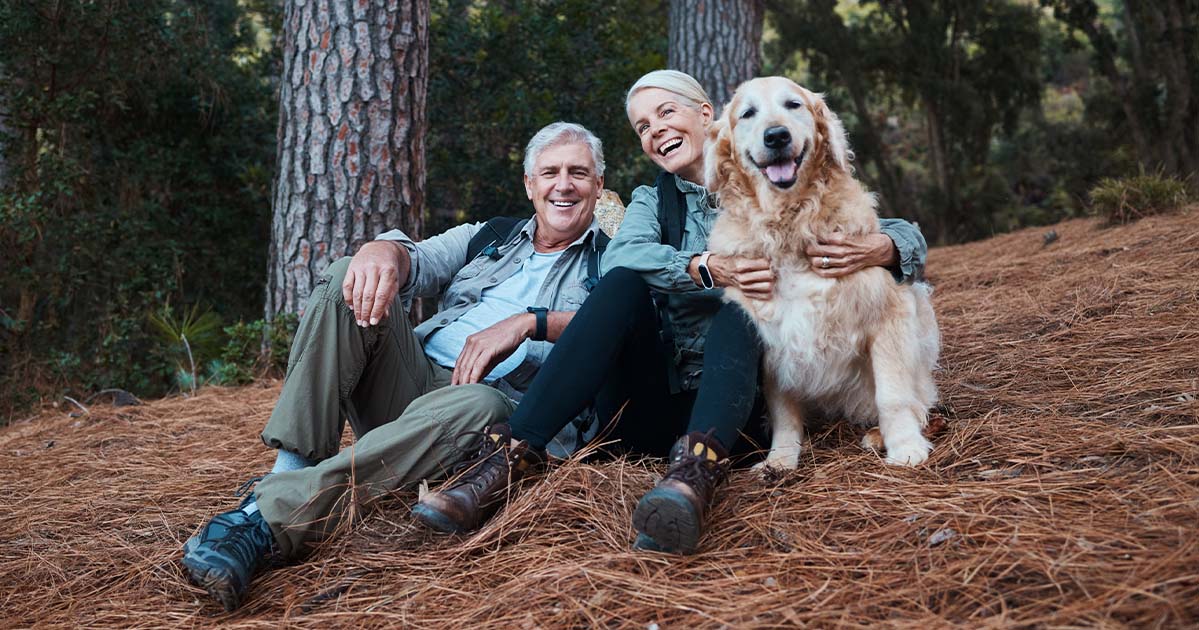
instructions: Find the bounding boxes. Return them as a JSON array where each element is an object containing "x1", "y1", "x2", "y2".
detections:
[
  {"x1": 804, "y1": 218, "x2": 927, "y2": 283},
  {"x1": 601, "y1": 185, "x2": 710, "y2": 293}
]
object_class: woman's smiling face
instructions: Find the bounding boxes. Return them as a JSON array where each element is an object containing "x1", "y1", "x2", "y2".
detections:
[{"x1": 627, "y1": 87, "x2": 713, "y2": 184}]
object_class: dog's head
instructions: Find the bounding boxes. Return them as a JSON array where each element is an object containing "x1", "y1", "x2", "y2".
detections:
[{"x1": 705, "y1": 77, "x2": 851, "y2": 202}]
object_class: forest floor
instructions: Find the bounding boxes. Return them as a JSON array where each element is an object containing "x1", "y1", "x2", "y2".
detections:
[{"x1": 2, "y1": 208, "x2": 1197, "y2": 628}]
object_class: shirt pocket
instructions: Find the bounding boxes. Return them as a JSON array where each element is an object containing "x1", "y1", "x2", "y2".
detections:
[
  {"x1": 453, "y1": 257, "x2": 488, "y2": 281},
  {"x1": 555, "y1": 281, "x2": 590, "y2": 311}
]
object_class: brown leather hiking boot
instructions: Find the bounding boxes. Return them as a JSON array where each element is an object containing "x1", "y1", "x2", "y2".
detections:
[
  {"x1": 411, "y1": 423, "x2": 545, "y2": 533},
  {"x1": 632, "y1": 431, "x2": 730, "y2": 554}
]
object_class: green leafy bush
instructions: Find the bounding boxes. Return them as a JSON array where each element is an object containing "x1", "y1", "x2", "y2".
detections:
[
  {"x1": 147, "y1": 303, "x2": 225, "y2": 392},
  {"x1": 0, "y1": 0, "x2": 280, "y2": 419},
  {"x1": 1090, "y1": 172, "x2": 1191, "y2": 225},
  {"x1": 209, "y1": 314, "x2": 298, "y2": 386}
]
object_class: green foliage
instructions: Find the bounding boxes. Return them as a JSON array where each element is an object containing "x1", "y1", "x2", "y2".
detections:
[
  {"x1": 768, "y1": 0, "x2": 1044, "y2": 244},
  {"x1": 426, "y1": 0, "x2": 667, "y2": 232},
  {"x1": 1090, "y1": 171, "x2": 1191, "y2": 225},
  {"x1": 147, "y1": 303, "x2": 224, "y2": 391},
  {"x1": 0, "y1": 0, "x2": 281, "y2": 417},
  {"x1": 211, "y1": 314, "x2": 298, "y2": 386}
]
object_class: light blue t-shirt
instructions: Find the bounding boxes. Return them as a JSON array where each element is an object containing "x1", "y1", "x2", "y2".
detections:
[{"x1": 423, "y1": 250, "x2": 564, "y2": 381}]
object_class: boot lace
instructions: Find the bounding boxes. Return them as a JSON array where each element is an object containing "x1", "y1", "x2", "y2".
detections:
[
  {"x1": 447, "y1": 429, "x2": 514, "y2": 494},
  {"x1": 203, "y1": 510, "x2": 275, "y2": 570},
  {"x1": 663, "y1": 440, "x2": 727, "y2": 497}
]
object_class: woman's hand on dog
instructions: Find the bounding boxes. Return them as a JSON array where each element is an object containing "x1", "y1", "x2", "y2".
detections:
[
  {"x1": 806, "y1": 233, "x2": 898, "y2": 278},
  {"x1": 693, "y1": 255, "x2": 774, "y2": 300}
]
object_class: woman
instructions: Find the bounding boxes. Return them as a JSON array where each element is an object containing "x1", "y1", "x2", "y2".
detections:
[{"x1": 413, "y1": 70, "x2": 927, "y2": 554}]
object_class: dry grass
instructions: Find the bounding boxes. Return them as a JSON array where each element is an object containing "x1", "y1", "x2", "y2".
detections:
[{"x1": 2, "y1": 208, "x2": 1198, "y2": 628}]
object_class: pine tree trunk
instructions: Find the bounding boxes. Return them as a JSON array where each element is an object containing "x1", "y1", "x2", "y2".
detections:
[
  {"x1": 668, "y1": 0, "x2": 764, "y2": 111},
  {"x1": 266, "y1": 0, "x2": 429, "y2": 318}
]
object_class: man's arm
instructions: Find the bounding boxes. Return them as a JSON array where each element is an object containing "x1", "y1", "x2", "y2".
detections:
[
  {"x1": 342, "y1": 240, "x2": 411, "y2": 326},
  {"x1": 342, "y1": 222, "x2": 484, "y2": 327},
  {"x1": 450, "y1": 310, "x2": 575, "y2": 386}
]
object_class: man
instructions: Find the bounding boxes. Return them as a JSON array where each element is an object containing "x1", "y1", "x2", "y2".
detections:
[{"x1": 182, "y1": 122, "x2": 609, "y2": 611}]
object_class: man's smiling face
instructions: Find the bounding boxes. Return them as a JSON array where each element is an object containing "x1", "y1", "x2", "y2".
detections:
[{"x1": 523, "y1": 141, "x2": 603, "y2": 243}]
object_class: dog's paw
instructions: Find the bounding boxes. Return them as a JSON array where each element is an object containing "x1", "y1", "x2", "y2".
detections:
[
  {"x1": 753, "y1": 452, "x2": 800, "y2": 474},
  {"x1": 883, "y1": 434, "x2": 932, "y2": 467},
  {"x1": 860, "y1": 427, "x2": 884, "y2": 452}
]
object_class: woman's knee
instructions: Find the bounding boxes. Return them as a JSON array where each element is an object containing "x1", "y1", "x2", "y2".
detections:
[
  {"x1": 592, "y1": 267, "x2": 656, "y2": 314},
  {"x1": 598, "y1": 266, "x2": 649, "y2": 294}
]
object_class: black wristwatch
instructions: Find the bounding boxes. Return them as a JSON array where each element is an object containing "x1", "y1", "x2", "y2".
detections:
[
  {"x1": 526, "y1": 306, "x2": 549, "y2": 341},
  {"x1": 696, "y1": 251, "x2": 716, "y2": 289}
]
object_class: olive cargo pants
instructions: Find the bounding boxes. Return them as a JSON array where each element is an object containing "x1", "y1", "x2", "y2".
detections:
[{"x1": 253, "y1": 258, "x2": 516, "y2": 558}]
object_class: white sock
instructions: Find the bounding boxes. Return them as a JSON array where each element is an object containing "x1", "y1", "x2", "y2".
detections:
[{"x1": 271, "y1": 449, "x2": 316, "y2": 474}]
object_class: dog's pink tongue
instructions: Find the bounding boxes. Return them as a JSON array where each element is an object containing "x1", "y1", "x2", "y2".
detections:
[{"x1": 765, "y1": 161, "x2": 798, "y2": 184}]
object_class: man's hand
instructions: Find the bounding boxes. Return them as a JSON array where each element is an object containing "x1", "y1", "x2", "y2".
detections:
[
  {"x1": 806, "y1": 232, "x2": 897, "y2": 278},
  {"x1": 342, "y1": 241, "x2": 410, "y2": 326},
  {"x1": 451, "y1": 313, "x2": 534, "y2": 385},
  {"x1": 692, "y1": 255, "x2": 775, "y2": 300}
]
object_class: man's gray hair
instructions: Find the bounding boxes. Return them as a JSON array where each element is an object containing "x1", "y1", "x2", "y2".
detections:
[{"x1": 523, "y1": 122, "x2": 605, "y2": 178}]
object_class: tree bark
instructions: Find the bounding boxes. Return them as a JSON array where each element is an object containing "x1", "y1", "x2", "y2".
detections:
[
  {"x1": 668, "y1": 0, "x2": 764, "y2": 111},
  {"x1": 266, "y1": 0, "x2": 429, "y2": 318}
]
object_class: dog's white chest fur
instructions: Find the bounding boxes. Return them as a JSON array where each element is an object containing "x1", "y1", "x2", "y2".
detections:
[
  {"x1": 702, "y1": 75, "x2": 940, "y2": 467},
  {"x1": 735, "y1": 265, "x2": 893, "y2": 422}
]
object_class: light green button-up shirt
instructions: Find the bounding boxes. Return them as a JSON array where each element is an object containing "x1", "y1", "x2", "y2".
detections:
[{"x1": 376, "y1": 215, "x2": 605, "y2": 394}]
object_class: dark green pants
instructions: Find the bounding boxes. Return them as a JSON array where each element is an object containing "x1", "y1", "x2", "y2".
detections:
[{"x1": 254, "y1": 258, "x2": 516, "y2": 558}]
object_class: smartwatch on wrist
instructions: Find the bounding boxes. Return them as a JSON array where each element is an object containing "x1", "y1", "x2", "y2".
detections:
[
  {"x1": 526, "y1": 306, "x2": 549, "y2": 341},
  {"x1": 696, "y1": 251, "x2": 716, "y2": 289}
]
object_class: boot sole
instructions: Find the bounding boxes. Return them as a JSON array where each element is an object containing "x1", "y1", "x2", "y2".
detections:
[
  {"x1": 411, "y1": 503, "x2": 467, "y2": 534},
  {"x1": 632, "y1": 487, "x2": 701, "y2": 554},
  {"x1": 182, "y1": 538, "x2": 245, "y2": 612}
]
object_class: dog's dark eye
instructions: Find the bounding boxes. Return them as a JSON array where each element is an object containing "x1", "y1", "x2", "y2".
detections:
[
  {"x1": 740, "y1": 107, "x2": 756, "y2": 120},
  {"x1": 785, "y1": 100, "x2": 803, "y2": 110}
]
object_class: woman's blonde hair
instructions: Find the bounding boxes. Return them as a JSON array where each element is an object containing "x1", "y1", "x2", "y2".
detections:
[{"x1": 625, "y1": 69, "x2": 711, "y2": 122}]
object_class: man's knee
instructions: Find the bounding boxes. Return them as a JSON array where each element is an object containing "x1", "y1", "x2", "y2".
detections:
[
  {"x1": 323, "y1": 256, "x2": 354, "y2": 292},
  {"x1": 405, "y1": 384, "x2": 517, "y2": 428}
]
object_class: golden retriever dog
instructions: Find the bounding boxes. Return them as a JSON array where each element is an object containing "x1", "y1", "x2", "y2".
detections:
[{"x1": 704, "y1": 77, "x2": 939, "y2": 468}]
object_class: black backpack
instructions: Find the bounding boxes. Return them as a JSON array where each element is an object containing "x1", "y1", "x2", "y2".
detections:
[
  {"x1": 464, "y1": 216, "x2": 609, "y2": 291},
  {"x1": 653, "y1": 171, "x2": 688, "y2": 391}
]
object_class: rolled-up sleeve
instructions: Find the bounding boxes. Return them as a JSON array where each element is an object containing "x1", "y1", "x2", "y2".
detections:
[
  {"x1": 602, "y1": 185, "x2": 704, "y2": 293},
  {"x1": 376, "y1": 222, "x2": 482, "y2": 304},
  {"x1": 879, "y1": 218, "x2": 927, "y2": 283}
]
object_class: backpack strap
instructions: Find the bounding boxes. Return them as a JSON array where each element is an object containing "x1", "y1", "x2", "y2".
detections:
[
  {"x1": 653, "y1": 171, "x2": 687, "y2": 392},
  {"x1": 655, "y1": 171, "x2": 686, "y2": 249},
  {"x1": 465, "y1": 216, "x2": 527, "y2": 263},
  {"x1": 584, "y1": 231, "x2": 610, "y2": 292}
]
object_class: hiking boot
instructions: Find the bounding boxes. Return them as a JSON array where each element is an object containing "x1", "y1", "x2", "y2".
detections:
[
  {"x1": 632, "y1": 431, "x2": 730, "y2": 554},
  {"x1": 411, "y1": 423, "x2": 545, "y2": 533},
  {"x1": 182, "y1": 490, "x2": 277, "y2": 612}
]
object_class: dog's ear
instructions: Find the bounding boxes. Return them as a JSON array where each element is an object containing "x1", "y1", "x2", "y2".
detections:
[
  {"x1": 704, "y1": 114, "x2": 733, "y2": 192},
  {"x1": 812, "y1": 93, "x2": 853, "y2": 172}
]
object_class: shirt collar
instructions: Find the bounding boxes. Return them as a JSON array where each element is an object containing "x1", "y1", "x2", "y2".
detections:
[{"x1": 674, "y1": 175, "x2": 717, "y2": 210}]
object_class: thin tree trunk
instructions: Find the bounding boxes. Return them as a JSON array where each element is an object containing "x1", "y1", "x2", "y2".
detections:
[
  {"x1": 923, "y1": 98, "x2": 954, "y2": 244},
  {"x1": 668, "y1": 0, "x2": 764, "y2": 111},
  {"x1": 1076, "y1": 11, "x2": 1155, "y2": 170},
  {"x1": 1154, "y1": 0, "x2": 1194, "y2": 176},
  {"x1": 266, "y1": 0, "x2": 429, "y2": 318}
]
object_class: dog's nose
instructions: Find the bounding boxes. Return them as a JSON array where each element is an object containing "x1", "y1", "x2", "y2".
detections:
[{"x1": 764, "y1": 126, "x2": 791, "y2": 149}]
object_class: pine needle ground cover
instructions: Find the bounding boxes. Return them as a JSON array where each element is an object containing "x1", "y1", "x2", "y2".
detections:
[{"x1": 2, "y1": 210, "x2": 1197, "y2": 628}]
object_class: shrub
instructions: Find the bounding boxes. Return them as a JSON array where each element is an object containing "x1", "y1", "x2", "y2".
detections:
[
  {"x1": 1090, "y1": 172, "x2": 1191, "y2": 225},
  {"x1": 209, "y1": 314, "x2": 298, "y2": 386}
]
